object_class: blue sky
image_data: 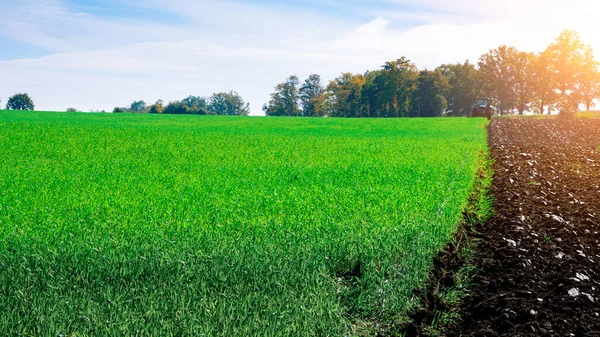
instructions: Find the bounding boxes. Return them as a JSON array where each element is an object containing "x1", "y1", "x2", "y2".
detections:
[{"x1": 1, "y1": 0, "x2": 598, "y2": 113}]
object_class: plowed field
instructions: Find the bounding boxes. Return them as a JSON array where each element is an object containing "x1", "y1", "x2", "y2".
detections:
[{"x1": 457, "y1": 118, "x2": 600, "y2": 336}]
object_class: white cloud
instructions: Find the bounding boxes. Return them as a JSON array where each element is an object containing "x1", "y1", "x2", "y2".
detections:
[
  {"x1": 0, "y1": 0, "x2": 205, "y2": 52},
  {"x1": 1, "y1": 0, "x2": 599, "y2": 114}
]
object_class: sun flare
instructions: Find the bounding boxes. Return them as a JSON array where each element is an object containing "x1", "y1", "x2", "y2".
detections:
[{"x1": 511, "y1": 0, "x2": 600, "y2": 54}]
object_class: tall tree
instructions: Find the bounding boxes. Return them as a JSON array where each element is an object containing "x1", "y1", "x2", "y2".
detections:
[
  {"x1": 181, "y1": 96, "x2": 209, "y2": 115},
  {"x1": 6, "y1": 93, "x2": 35, "y2": 111},
  {"x1": 412, "y1": 70, "x2": 449, "y2": 117},
  {"x1": 129, "y1": 100, "x2": 147, "y2": 112},
  {"x1": 479, "y1": 45, "x2": 533, "y2": 114},
  {"x1": 437, "y1": 61, "x2": 479, "y2": 116},
  {"x1": 360, "y1": 70, "x2": 384, "y2": 117},
  {"x1": 208, "y1": 91, "x2": 250, "y2": 116},
  {"x1": 263, "y1": 76, "x2": 301, "y2": 116},
  {"x1": 360, "y1": 57, "x2": 418, "y2": 118},
  {"x1": 149, "y1": 100, "x2": 164, "y2": 114},
  {"x1": 324, "y1": 73, "x2": 367, "y2": 118},
  {"x1": 299, "y1": 74, "x2": 325, "y2": 117},
  {"x1": 529, "y1": 51, "x2": 558, "y2": 114},
  {"x1": 545, "y1": 30, "x2": 597, "y2": 115},
  {"x1": 579, "y1": 63, "x2": 600, "y2": 111},
  {"x1": 512, "y1": 51, "x2": 535, "y2": 115},
  {"x1": 380, "y1": 57, "x2": 419, "y2": 117}
]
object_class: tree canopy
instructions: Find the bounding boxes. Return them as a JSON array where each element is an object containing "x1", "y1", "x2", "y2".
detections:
[
  {"x1": 412, "y1": 70, "x2": 449, "y2": 117},
  {"x1": 23, "y1": 29, "x2": 597, "y2": 117},
  {"x1": 437, "y1": 61, "x2": 479, "y2": 116},
  {"x1": 263, "y1": 30, "x2": 599, "y2": 118},
  {"x1": 208, "y1": 91, "x2": 250, "y2": 116},
  {"x1": 545, "y1": 30, "x2": 599, "y2": 115},
  {"x1": 130, "y1": 100, "x2": 147, "y2": 112},
  {"x1": 113, "y1": 92, "x2": 250, "y2": 116},
  {"x1": 299, "y1": 74, "x2": 325, "y2": 117},
  {"x1": 263, "y1": 76, "x2": 301, "y2": 116},
  {"x1": 6, "y1": 93, "x2": 35, "y2": 111},
  {"x1": 149, "y1": 100, "x2": 164, "y2": 114}
]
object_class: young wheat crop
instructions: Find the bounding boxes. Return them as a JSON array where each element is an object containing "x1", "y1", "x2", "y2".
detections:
[{"x1": 0, "y1": 111, "x2": 488, "y2": 336}]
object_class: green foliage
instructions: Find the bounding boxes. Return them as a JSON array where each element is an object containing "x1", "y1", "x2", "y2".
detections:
[
  {"x1": 299, "y1": 74, "x2": 325, "y2": 117},
  {"x1": 66, "y1": 108, "x2": 79, "y2": 112},
  {"x1": 208, "y1": 91, "x2": 250, "y2": 116},
  {"x1": 0, "y1": 111, "x2": 488, "y2": 336},
  {"x1": 164, "y1": 96, "x2": 208, "y2": 115},
  {"x1": 378, "y1": 57, "x2": 420, "y2": 117},
  {"x1": 115, "y1": 95, "x2": 247, "y2": 116},
  {"x1": 260, "y1": 30, "x2": 598, "y2": 118},
  {"x1": 119, "y1": 94, "x2": 250, "y2": 116},
  {"x1": 325, "y1": 72, "x2": 367, "y2": 117},
  {"x1": 148, "y1": 100, "x2": 164, "y2": 114},
  {"x1": 478, "y1": 45, "x2": 534, "y2": 115},
  {"x1": 129, "y1": 100, "x2": 147, "y2": 112},
  {"x1": 412, "y1": 70, "x2": 449, "y2": 117},
  {"x1": 357, "y1": 57, "x2": 420, "y2": 118},
  {"x1": 163, "y1": 101, "x2": 191, "y2": 114},
  {"x1": 5, "y1": 93, "x2": 35, "y2": 111},
  {"x1": 263, "y1": 76, "x2": 301, "y2": 116},
  {"x1": 181, "y1": 95, "x2": 209, "y2": 114},
  {"x1": 113, "y1": 107, "x2": 125, "y2": 113},
  {"x1": 270, "y1": 57, "x2": 421, "y2": 118},
  {"x1": 438, "y1": 61, "x2": 480, "y2": 116}
]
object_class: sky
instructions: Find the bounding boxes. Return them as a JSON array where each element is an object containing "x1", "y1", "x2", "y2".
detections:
[{"x1": 1, "y1": 0, "x2": 600, "y2": 115}]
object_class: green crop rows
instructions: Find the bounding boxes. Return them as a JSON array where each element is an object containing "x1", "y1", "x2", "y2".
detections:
[{"x1": 0, "y1": 111, "x2": 488, "y2": 336}]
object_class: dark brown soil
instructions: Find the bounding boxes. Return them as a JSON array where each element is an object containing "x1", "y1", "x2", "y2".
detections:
[{"x1": 454, "y1": 118, "x2": 600, "y2": 336}]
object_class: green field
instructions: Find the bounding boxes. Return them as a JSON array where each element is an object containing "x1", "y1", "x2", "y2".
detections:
[{"x1": 0, "y1": 111, "x2": 488, "y2": 336}]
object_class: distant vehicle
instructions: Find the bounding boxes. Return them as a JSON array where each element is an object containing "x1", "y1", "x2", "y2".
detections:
[{"x1": 470, "y1": 97, "x2": 495, "y2": 120}]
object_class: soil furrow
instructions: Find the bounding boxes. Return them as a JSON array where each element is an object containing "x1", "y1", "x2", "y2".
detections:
[{"x1": 455, "y1": 118, "x2": 600, "y2": 336}]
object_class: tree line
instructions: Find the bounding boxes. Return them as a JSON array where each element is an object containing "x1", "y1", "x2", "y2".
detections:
[
  {"x1": 264, "y1": 30, "x2": 600, "y2": 117},
  {"x1": 113, "y1": 91, "x2": 250, "y2": 116},
  {"x1": 0, "y1": 91, "x2": 250, "y2": 116},
  {"x1": 3, "y1": 30, "x2": 598, "y2": 117}
]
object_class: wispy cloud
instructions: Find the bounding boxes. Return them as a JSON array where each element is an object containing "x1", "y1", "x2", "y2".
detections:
[
  {"x1": 1, "y1": 0, "x2": 599, "y2": 114},
  {"x1": 0, "y1": 0, "x2": 200, "y2": 52}
]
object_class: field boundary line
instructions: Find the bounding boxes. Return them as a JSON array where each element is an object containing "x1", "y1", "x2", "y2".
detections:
[{"x1": 403, "y1": 136, "x2": 494, "y2": 336}]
